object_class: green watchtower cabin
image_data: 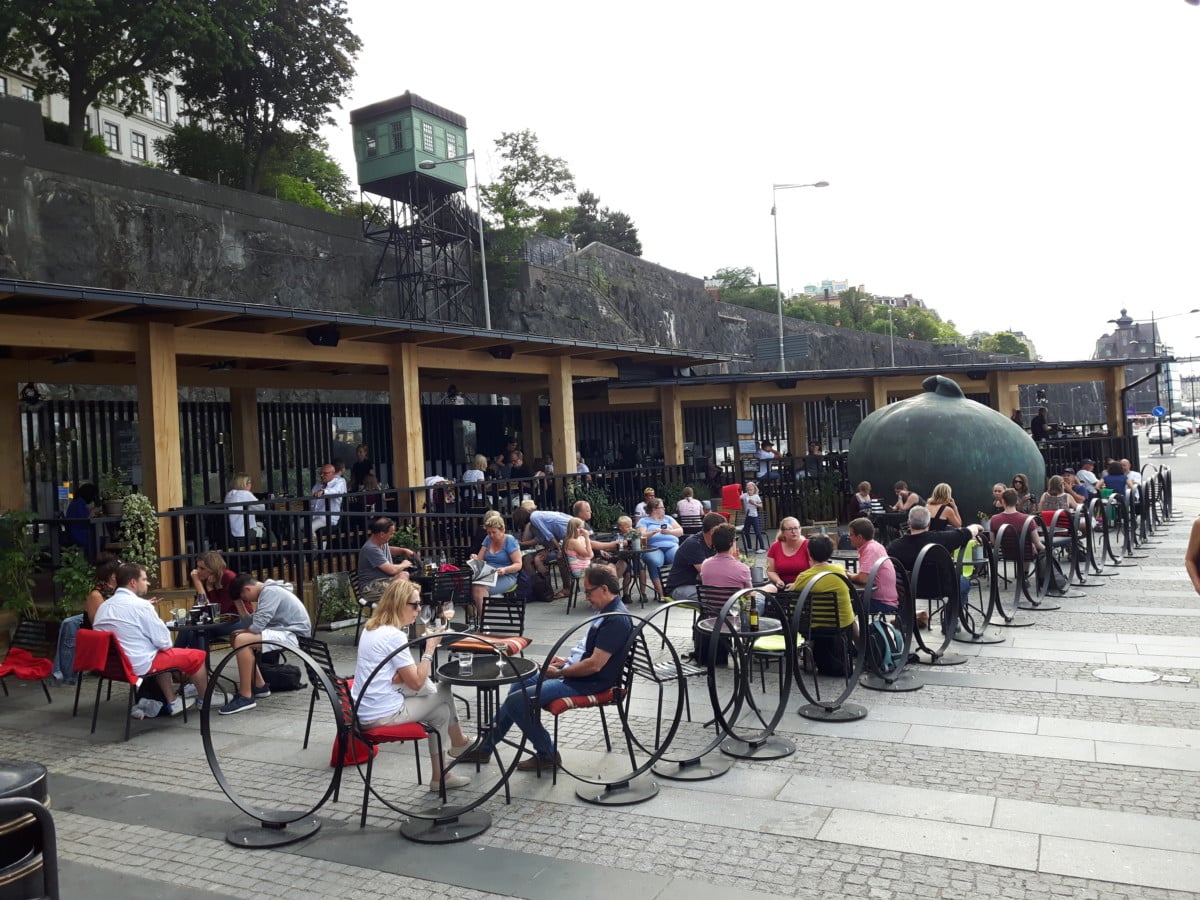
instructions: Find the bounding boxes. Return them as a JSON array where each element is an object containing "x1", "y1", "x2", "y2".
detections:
[{"x1": 349, "y1": 92, "x2": 479, "y2": 324}]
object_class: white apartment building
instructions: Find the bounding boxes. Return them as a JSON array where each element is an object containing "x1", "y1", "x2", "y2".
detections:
[{"x1": 0, "y1": 67, "x2": 186, "y2": 166}]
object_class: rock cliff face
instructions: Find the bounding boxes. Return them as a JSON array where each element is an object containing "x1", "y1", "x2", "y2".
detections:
[{"x1": 0, "y1": 97, "x2": 985, "y2": 372}]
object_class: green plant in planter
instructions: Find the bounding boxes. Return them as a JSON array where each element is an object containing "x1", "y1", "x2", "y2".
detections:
[
  {"x1": 317, "y1": 573, "x2": 358, "y2": 624},
  {"x1": 0, "y1": 511, "x2": 38, "y2": 620},
  {"x1": 388, "y1": 524, "x2": 421, "y2": 553},
  {"x1": 565, "y1": 482, "x2": 625, "y2": 532},
  {"x1": 99, "y1": 468, "x2": 132, "y2": 503},
  {"x1": 118, "y1": 493, "x2": 160, "y2": 585},
  {"x1": 52, "y1": 546, "x2": 94, "y2": 618}
]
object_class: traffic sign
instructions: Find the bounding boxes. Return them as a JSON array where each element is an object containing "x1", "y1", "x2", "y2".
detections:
[{"x1": 1152, "y1": 406, "x2": 1167, "y2": 418}]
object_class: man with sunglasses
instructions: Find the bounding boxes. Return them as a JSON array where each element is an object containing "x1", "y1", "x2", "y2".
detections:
[{"x1": 459, "y1": 565, "x2": 631, "y2": 771}]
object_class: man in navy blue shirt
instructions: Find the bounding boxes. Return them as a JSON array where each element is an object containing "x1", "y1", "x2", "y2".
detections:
[{"x1": 460, "y1": 565, "x2": 632, "y2": 770}]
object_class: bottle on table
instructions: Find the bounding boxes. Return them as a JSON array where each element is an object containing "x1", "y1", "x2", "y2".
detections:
[{"x1": 748, "y1": 599, "x2": 759, "y2": 632}]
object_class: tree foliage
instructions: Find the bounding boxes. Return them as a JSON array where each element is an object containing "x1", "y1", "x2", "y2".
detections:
[
  {"x1": 480, "y1": 129, "x2": 574, "y2": 258},
  {"x1": 968, "y1": 330, "x2": 1031, "y2": 359},
  {"x1": 175, "y1": 0, "x2": 361, "y2": 191},
  {"x1": 0, "y1": 0, "x2": 226, "y2": 148},
  {"x1": 711, "y1": 266, "x2": 777, "y2": 312},
  {"x1": 567, "y1": 190, "x2": 642, "y2": 256}
]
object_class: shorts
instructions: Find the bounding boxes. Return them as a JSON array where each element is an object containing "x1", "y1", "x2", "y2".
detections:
[
  {"x1": 148, "y1": 647, "x2": 206, "y2": 677},
  {"x1": 258, "y1": 628, "x2": 301, "y2": 651}
]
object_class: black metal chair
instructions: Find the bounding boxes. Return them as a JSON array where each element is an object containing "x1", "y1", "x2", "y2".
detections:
[
  {"x1": 298, "y1": 635, "x2": 338, "y2": 750},
  {"x1": 0, "y1": 620, "x2": 54, "y2": 703}
]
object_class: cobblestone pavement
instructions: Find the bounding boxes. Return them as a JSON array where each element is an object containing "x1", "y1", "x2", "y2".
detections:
[{"x1": 4, "y1": 496, "x2": 1200, "y2": 899}]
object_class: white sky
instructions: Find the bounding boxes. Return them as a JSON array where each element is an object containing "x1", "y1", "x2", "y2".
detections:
[{"x1": 321, "y1": 0, "x2": 1200, "y2": 363}]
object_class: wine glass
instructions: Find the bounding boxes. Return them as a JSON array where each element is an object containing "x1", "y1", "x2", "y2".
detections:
[
  {"x1": 419, "y1": 604, "x2": 433, "y2": 630},
  {"x1": 441, "y1": 600, "x2": 455, "y2": 626}
]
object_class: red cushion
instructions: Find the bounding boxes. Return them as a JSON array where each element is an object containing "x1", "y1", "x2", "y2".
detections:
[
  {"x1": 547, "y1": 688, "x2": 618, "y2": 715},
  {"x1": 0, "y1": 646, "x2": 52, "y2": 680},
  {"x1": 454, "y1": 635, "x2": 531, "y2": 656},
  {"x1": 329, "y1": 735, "x2": 378, "y2": 768},
  {"x1": 361, "y1": 722, "x2": 429, "y2": 743}
]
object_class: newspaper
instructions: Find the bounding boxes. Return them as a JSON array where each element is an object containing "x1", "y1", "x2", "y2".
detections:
[{"x1": 467, "y1": 557, "x2": 499, "y2": 587}]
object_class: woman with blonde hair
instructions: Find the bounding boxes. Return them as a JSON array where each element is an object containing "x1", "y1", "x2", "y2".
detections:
[
  {"x1": 470, "y1": 511, "x2": 522, "y2": 619},
  {"x1": 1039, "y1": 474, "x2": 1078, "y2": 512},
  {"x1": 926, "y1": 483, "x2": 962, "y2": 530},
  {"x1": 352, "y1": 580, "x2": 474, "y2": 792},
  {"x1": 564, "y1": 517, "x2": 593, "y2": 576},
  {"x1": 462, "y1": 454, "x2": 488, "y2": 484},
  {"x1": 224, "y1": 472, "x2": 265, "y2": 540}
]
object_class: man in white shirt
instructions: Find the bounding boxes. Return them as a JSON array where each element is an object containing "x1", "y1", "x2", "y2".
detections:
[
  {"x1": 92, "y1": 562, "x2": 209, "y2": 715},
  {"x1": 756, "y1": 439, "x2": 782, "y2": 481},
  {"x1": 1074, "y1": 459, "x2": 1099, "y2": 498},
  {"x1": 1121, "y1": 459, "x2": 1142, "y2": 503},
  {"x1": 311, "y1": 463, "x2": 347, "y2": 537}
]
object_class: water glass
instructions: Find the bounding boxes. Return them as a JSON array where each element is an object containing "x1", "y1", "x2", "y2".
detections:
[{"x1": 457, "y1": 652, "x2": 474, "y2": 676}]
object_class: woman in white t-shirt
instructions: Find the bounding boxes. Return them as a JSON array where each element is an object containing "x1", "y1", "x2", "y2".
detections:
[
  {"x1": 740, "y1": 481, "x2": 767, "y2": 552},
  {"x1": 224, "y1": 473, "x2": 265, "y2": 540},
  {"x1": 675, "y1": 486, "x2": 704, "y2": 519},
  {"x1": 352, "y1": 581, "x2": 475, "y2": 793}
]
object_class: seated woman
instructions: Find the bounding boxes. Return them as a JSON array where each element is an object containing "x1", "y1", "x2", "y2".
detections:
[
  {"x1": 854, "y1": 481, "x2": 874, "y2": 517},
  {"x1": 470, "y1": 512, "x2": 522, "y2": 620},
  {"x1": 891, "y1": 481, "x2": 923, "y2": 512},
  {"x1": 763, "y1": 516, "x2": 811, "y2": 592},
  {"x1": 675, "y1": 486, "x2": 704, "y2": 520},
  {"x1": 563, "y1": 517, "x2": 593, "y2": 579},
  {"x1": 176, "y1": 551, "x2": 248, "y2": 650},
  {"x1": 224, "y1": 472, "x2": 266, "y2": 542},
  {"x1": 53, "y1": 553, "x2": 119, "y2": 684},
  {"x1": 1011, "y1": 474, "x2": 1035, "y2": 514},
  {"x1": 991, "y1": 483, "x2": 1007, "y2": 514},
  {"x1": 1039, "y1": 474, "x2": 1079, "y2": 512},
  {"x1": 634, "y1": 499, "x2": 683, "y2": 599},
  {"x1": 926, "y1": 483, "x2": 963, "y2": 531},
  {"x1": 352, "y1": 580, "x2": 474, "y2": 793}
]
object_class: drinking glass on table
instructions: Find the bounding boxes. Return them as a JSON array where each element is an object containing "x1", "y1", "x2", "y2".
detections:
[{"x1": 441, "y1": 600, "x2": 455, "y2": 626}]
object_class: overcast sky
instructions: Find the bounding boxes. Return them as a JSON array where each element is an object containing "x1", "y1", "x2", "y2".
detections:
[{"x1": 320, "y1": 0, "x2": 1200, "y2": 364}]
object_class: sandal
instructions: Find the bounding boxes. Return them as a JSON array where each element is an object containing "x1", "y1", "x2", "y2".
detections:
[{"x1": 551, "y1": 590, "x2": 571, "y2": 600}]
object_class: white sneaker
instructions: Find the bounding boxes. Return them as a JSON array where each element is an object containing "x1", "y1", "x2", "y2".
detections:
[
  {"x1": 429, "y1": 773, "x2": 470, "y2": 792},
  {"x1": 183, "y1": 684, "x2": 198, "y2": 699},
  {"x1": 166, "y1": 697, "x2": 187, "y2": 717}
]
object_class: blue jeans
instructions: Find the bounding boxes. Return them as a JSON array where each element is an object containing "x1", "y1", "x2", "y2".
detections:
[
  {"x1": 481, "y1": 672, "x2": 580, "y2": 759},
  {"x1": 642, "y1": 544, "x2": 677, "y2": 582},
  {"x1": 743, "y1": 515, "x2": 765, "y2": 550}
]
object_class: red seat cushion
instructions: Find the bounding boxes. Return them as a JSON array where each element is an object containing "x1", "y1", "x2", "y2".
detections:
[
  {"x1": 329, "y1": 735, "x2": 378, "y2": 767},
  {"x1": 546, "y1": 688, "x2": 618, "y2": 716},
  {"x1": 0, "y1": 647, "x2": 52, "y2": 680},
  {"x1": 454, "y1": 635, "x2": 531, "y2": 656},
  {"x1": 361, "y1": 722, "x2": 429, "y2": 743}
]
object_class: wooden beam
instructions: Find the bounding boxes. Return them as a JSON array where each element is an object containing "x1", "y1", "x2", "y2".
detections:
[
  {"x1": 0, "y1": 385, "x2": 24, "y2": 511},
  {"x1": 520, "y1": 391, "x2": 543, "y2": 460},
  {"x1": 413, "y1": 346, "x2": 615, "y2": 379},
  {"x1": 1, "y1": 314, "x2": 138, "y2": 352},
  {"x1": 136, "y1": 323, "x2": 183, "y2": 587},
  {"x1": 44, "y1": 301, "x2": 137, "y2": 320},
  {"x1": 229, "y1": 387, "x2": 262, "y2": 484},
  {"x1": 660, "y1": 386, "x2": 684, "y2": 465},
  {"x1": 1104, "y1": 366, "x2": 1127, "y2": 436},
  {"x1": 548, "y1": 358, "x2": 576, "y2": 481},
  {"x1": 389, "y1": 344, "x2": 425, "y2": 497},
  {"x1": 787, "y1": 401, "x2": 807, "y2": 456}
]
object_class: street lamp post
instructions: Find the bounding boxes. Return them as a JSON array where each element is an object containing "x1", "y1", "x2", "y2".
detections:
[
  {"x1": 887, "y1": 306, "x2": 895, "y2": 367},
  {"x1": 771, "y1": 180, "x2": 829, "y2": 372},
  {"x1": 418, "y1": 153, "x2": 491, "y2": 330}
]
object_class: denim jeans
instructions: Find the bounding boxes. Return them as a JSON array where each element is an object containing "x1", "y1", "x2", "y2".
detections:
[{"x1": 480, "y1": 672, "x2": 580, "y2": 759}]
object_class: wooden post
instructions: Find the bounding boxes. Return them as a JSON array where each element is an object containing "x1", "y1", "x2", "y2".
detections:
[
  {"x1": 0, "y1": 386, "x2": 24, "y2": 512},
  {"x1": 136, "y1": 323, "x2": 182, "y2": 586},
  {"x1": 520, "y1": 391, "x2": 543, "y2": 462},
  {"x1": 870, "y1": 377, "x2": 889, "y2": 413},
  {"x1": 786, "y1": 400, "x2": 807, "y2": 457},
  {"x1": 228, "y1": 386, "x2": 262, "y2": 485},
  {"x1": 389, "y1": 344, "x2": 425, "y2": 507},
  {"x1": 548, "y1": 358, "x2": 577, "y2": 477},
  {"x1": 660, "y1": 386, "x2": 684, "y2": 465},
  {"x1": 1104, "y1": 366, "x2": 1127, "y2": 436}
]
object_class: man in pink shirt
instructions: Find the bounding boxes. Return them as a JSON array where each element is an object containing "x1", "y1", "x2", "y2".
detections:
[
  {"x1": 847, "y1": 518, "x2": 898, "y2": 616},
  {"x1": 699, "y1": 524, "x2": 752, "y2": 590}
]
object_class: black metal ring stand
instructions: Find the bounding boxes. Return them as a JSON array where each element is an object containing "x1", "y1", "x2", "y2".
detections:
[
  {"x1": 858, "y1": 557, "x2": 924, "y2": 692},
  {"x1": 908, "y1": 543, "x2": 968, "y2": 666},
  {"x1": 952, "y1": 536, "x2": 1005, "y2": 646},
  {"x1": 788, "y1": 575, "x2": 868, "y2": 722}
]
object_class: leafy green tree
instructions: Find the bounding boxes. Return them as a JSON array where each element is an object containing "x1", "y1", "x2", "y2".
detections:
[
  {"x1": 0, "y1": 0, "x2": 227, "y2": 148},
  {"x1": 711, "y1": 266, "x2": 777, "y2": 312},
  {"x1": 176, "y1": 0, "x2": 361, "y2": 192},
  {"x1": 979, "y1": 331, "x2": 1031, "y2": 359},
  {"x1": 155, "y1": 123, "x2": 248, "y2": 184},
  {"x1": 481, "y1": 129, "x2": 574, "y2": 258},
  {"x1": 265, "y1": 133, "x2": 352, "y2": 209},
  {"x1": 568, "y1": 190, "x2": 642, "y2": 256}
]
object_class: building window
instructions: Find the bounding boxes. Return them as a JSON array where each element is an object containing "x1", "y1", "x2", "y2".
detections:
[
  {"x1": 153, "y1": 90, "x2": 169, "y2": 123},
  {"x1": 21, "y1": 85, "x2": 35, "y2": 102},
  {"x1": 422, "y1": 121, "x2": 434, "y2": 153},
  {"x1": 0, "y1": 76, "x2": 7, "y2": 95},
  {"x1": 131, "y1": 131, "x2": 148, "y2": 161},
  {"x1": 446, "y1": 133, "x2": 457, "y2": 160},
  {"x1": 363, "y1": 127, "x2": 377, "y2": 159},
  {"x1": 102, "y1": 121, "x2": 120, "y2": 152},
  {"x1": 390, "y1": 121, "x2": 404, "y2": 152}
]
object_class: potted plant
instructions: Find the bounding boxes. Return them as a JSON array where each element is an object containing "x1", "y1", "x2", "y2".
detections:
[
  {"x1": 52, "y1": 546, "x2": 94, "y2": 619},
  {"x1": 118, "y1": 492, "x2": 160, "y2": 585},
  {"x1": 0, "y1": 512, "x2": 39, "y2": 643},
  {"x1": 99, "y1": 468, "x2": 132, "y2": 517},
  {"x1": 388, "y1": 523, "x2": 421, "y2": 554}
]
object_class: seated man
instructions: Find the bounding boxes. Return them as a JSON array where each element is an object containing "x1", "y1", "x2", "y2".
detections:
[
  {"x1": 990, "y1": 488, "x2": 1059, "y2": 589},
  {"x1": 667, "y1": 512, "x2": 727, "y2": 602},
  {"x1": 847, "y1": 517, "x2": 898, "y2": 617},
  {"x1": 218, "y1": 575, "x2": 313, "y2": 715},
  {"x1": 459, "y1": 565, "x2": 632, "y2": 771},
  {"x1": 887, "y1": 506, "x2": 983, "y2": 628},
  {"x1": 634, "y1": 487, "x2": 656, "y2": 520},
  {"x1": 310, "y1": 462, "x2": 347, "y2": 540},
  {"x1": 357, "y1": 516, "x2": 416, "y2": 601},
  {"x1": 92, "y1": 562, "x2": 209, "y2": 715}
]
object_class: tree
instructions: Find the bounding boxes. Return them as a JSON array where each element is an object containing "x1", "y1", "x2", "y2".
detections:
[
  {"x1": 176, "y1": 0, "x2": 361, "y2": 192},
  {"x1": 0, "y1": 0, "x2": 228, "y2": 148},
  {"x1": 480, "y1": 129, "x2": 574, "y2": 257},
  {"x1": 265, "y1": 133, "x2": 352, "y2": 209},
  {"x1": 568, "y1": 190, "x2": 642, "y2": 256},
  {"x1": 980, "y1": 331, "x2": 1031, "y2": 359},
  {"x1": 712, "y1": 266, "x2": 777, "y2": 313},
  {"x1": 155, "y1": 123, "x2": 248, "y2": 184}
]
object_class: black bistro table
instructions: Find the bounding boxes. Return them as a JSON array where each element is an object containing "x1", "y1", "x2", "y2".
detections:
[
  {"x1": 697, "y1": 614, "x2": 795, "y2": 761},
  {"x1": 610, "y1": 546, "x2": 653, "y2": 606},
  {"x1": 168, "y1": 614, "x2": 244, "y2": 678}
]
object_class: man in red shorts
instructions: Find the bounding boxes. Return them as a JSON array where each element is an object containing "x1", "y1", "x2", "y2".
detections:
[{"x1": 93, "y1": 562, "x2": 209, "y2": 715}]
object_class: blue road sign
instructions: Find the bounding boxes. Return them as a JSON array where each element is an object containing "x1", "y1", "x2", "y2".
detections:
[{"x1": 1152, "y1": 406, "x2": 1167, "y2": 418}]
